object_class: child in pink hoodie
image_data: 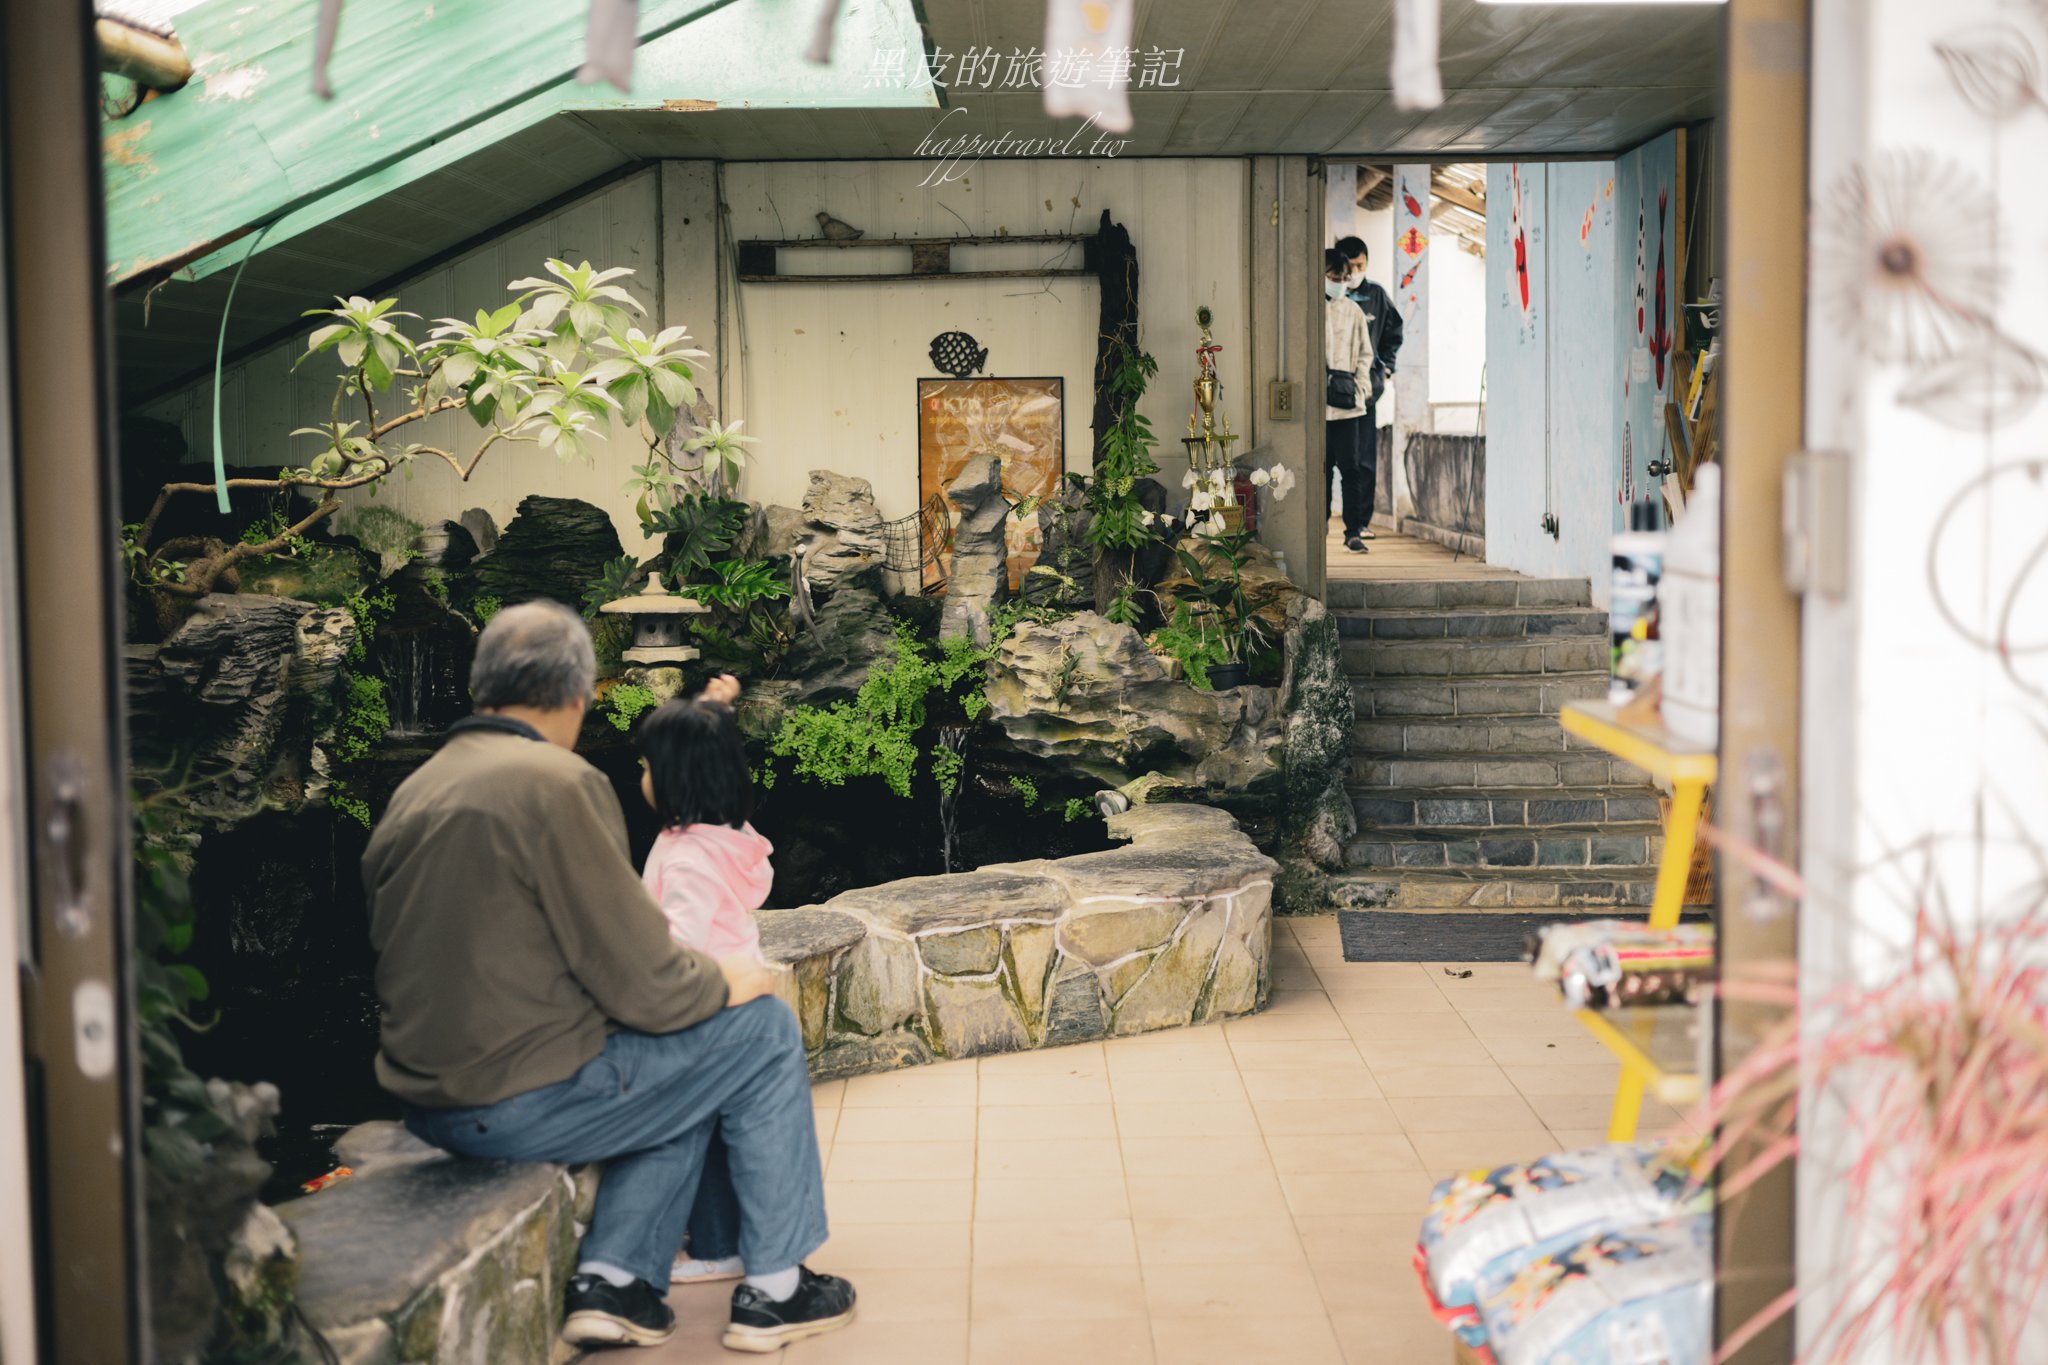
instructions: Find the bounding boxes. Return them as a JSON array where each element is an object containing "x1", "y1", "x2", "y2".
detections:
[
  {"x1": 637, "y1": 683, "x2": 773, "y2": 965},
  {"x1": 635, "y1": 679, "x2": 776, "y2": 1284}
]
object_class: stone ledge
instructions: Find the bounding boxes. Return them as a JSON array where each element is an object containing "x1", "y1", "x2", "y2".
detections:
[
  {"x1": 278, "y1": 1122, "x2": 595, "y2": 1365},
  {"x1": 762, "y1": 801, "x2": 1278, "y2": 1078}
]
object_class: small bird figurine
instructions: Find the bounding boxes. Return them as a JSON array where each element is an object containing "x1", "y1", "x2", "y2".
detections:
[{"x1": 816, "y1": 211, "x2": 864, "y2": 241}]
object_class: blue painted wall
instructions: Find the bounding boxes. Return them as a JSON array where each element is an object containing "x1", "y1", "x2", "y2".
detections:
[{"x1": 1484, "y1": 134, "x2": 1678, "y2": 604}]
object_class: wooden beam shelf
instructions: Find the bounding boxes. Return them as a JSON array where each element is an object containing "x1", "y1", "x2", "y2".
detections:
[{"x1": 736, "y1": 232, "x2": 1096, "y2": 285}]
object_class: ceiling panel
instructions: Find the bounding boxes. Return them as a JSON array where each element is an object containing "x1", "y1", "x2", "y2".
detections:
[{"x1": 118, "y1": 0, "x2": 1721, "y2": 404}]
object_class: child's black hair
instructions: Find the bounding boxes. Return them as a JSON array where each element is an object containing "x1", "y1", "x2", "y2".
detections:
[{"x1": 637, "y1": 697, "x2": 753, "y2": 830}]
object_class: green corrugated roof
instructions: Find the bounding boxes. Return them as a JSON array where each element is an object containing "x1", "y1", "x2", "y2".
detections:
[{"x1": 104, "y1": 0, "x2": 933, "y2": 286}]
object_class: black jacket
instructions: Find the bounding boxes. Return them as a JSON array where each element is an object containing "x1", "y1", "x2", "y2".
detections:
[{"x1": 1347, "y1": 280, "x2": 1404, "y2": 379}]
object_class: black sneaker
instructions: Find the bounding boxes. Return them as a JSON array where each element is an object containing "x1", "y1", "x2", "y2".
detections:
[
  {"x1": 722, "y1": 1266, "x2": 857, "y2": 1353},
  {"x1": 1345, "y1": 536, "x2": 1368, "y2": 553},
  {"x1": 561, "y1": 1273, "x2": 676, "y2": 1348}
]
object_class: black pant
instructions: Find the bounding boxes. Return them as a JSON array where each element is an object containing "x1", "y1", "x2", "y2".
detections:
[
  {"x1": 1326, "y1": 415, "x2": 1369, "y2": 538},
  {"x1": 1359, "y1": 405, "x2": 1380, "y2": 526}
]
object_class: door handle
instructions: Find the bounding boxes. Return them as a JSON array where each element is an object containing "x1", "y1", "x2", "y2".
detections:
[
  {"x1": 43, "y1": 752, "x2": 93, "y2": 940},
  {"x1": 1744, "y1": 752, "x2": 1788, "y2": 923}
]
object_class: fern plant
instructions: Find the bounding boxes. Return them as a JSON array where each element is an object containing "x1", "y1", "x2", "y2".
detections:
[{"x1": 1085, "y1": 342, "x2": 1161, "y2": 551}]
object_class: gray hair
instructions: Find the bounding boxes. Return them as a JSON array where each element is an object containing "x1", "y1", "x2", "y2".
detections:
[{"x1": 469, "y1": 600, "x2": 596, "y2": 712}]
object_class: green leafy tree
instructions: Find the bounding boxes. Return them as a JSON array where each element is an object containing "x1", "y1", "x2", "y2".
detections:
[{"x1": 130, "y1": 258, "x2": 709, "y2": 600}]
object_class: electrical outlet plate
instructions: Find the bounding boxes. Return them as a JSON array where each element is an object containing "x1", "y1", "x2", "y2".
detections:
[
  {"x1": 1783, "y1": 450, "x2": 1847, "y2": 599},
  {"x1": 1267, "y1": 378, "x2": 1296, "y2": 420}
]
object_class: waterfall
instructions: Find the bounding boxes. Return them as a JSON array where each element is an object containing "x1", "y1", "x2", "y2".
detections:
[
  {"x1": 383, "y1": 633, "x2": 430, "y2": 738},
  {"x1": 937, "y1": 726, "x2": 969, "y2": 874}
]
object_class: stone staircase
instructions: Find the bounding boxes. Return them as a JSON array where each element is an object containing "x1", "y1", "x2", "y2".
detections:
[{"x1": 1328, "y1": 575, "x2": 1664, "y2": 912}]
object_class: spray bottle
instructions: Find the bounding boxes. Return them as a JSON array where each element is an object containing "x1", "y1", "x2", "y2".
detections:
[
  {"x1": 1609, "y1": 498, "x2": 1665, "y2": 706},
  {"x1": 1660, "y1": 464, "x2": 1721, "y2": 744}
]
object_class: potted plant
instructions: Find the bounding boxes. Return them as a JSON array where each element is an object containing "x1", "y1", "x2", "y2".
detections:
[{"x1": 1152, "y1": 463, "x2": 1295, "y2": 690}]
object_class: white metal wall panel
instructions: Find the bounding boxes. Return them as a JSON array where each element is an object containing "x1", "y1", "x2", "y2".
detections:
[
  {"x1": 143, "y1": 158, "x2": 1250, "y2": 551},
  {"x1": 719, "y1": 158, "x2": 1250, "y2": 520}
]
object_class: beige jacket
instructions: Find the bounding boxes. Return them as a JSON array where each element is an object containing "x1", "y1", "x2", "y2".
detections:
[
  {"x1": 363, "y1": 725, "x2": 729, "y2": 1107},
  {"x1": 1325, "y1": 294, "x2": 1376, "y2": 422}
]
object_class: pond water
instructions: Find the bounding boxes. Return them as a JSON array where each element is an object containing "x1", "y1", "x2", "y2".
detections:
[{"x1": 182, "y1": 723, "x2": 1113, "y2": 1199}]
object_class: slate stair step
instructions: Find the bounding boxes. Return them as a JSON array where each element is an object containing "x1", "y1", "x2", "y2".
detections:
[
  {"x1": 1351, "y1": 785, "x2": 1665, "y2": 830},
  {"x1": 1351, "y1": 715, "x2": 1606, "y2": 756},
  {"x1": 1343, "y1": 636, "x2": 1608, "y2": 677},
  {"x1": 1343, "y1": 823, "x2": 1665, "y2": 871},
  {"x1": 1325, "y1": 578, "x2": 1592, "y2": 610},
  {"x1": 1347, "y1": 750, "x2": 1651, "y2": 789},
  {"x1": 1332, "y1": 867, "x2": 1660, "y2": 911},
  {"x1": 1352, "y1": 672, "x2": 1609, "y2": 718},
  {"x1": 1334, "y1": 606, "x2": 1607, "y2": 641}
]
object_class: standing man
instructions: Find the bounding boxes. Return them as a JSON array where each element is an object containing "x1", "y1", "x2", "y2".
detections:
[{"x1": 1335, "y1": 235, "x2": 1404, "y2": 541}]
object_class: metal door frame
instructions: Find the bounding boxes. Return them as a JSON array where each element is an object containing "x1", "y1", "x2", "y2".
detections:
[{"x1": 2, "y1": 0, "x2": 148, "y2": 1359}]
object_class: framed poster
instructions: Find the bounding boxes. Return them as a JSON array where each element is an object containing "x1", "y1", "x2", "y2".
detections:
[{"x1": 916, "y1": 376, "x2": 1065, "y2": 593}]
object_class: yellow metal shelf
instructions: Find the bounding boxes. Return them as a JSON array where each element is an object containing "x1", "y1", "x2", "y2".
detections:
[
  {"x1": 1574, "y1": 1006, "x2": 1704, "y2": 1136},
  {"x1": 1557, "y1": 700, "x2": 1718, "y2": 787},
  {"x1": 1556, "y1": 701, "x2": 1716, "y2": 1140}
]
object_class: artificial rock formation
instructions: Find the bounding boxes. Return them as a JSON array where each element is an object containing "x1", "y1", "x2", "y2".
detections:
[
  {"x1": 1273, "y1": 594, "x2": 1359, "y2": 910},
  {"x1": 938, "y1": 455, "x2": 1011, "y2": 645},
  {"x1": 129, "y1": 593, "x2": 359, "y2": 827},
  {"x1": 982, "y1": 611, "x2": 1285, "y2": 789},
  {"x1": 469, "y1": 495, "x2": 623, "y2": 610},
  {"x1": 756, "y1": 802, "x2": 1276, "y2": 1077},
  {"x1": 796, "y1": 471, "x2": 885, "y2": 592},
  {"x1": 1021, "y1": 480, "x2": 1095, "y2": 609},
  {"x1": 979, "y1": 597, "x2": 1354, "y2": 913}
]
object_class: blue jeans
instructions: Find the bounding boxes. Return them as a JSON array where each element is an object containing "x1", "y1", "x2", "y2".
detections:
[
  {"x1": 688, "y1": 1124, "x2": 741, "y2": 1261},
  {"x1": 404, "y1": 997, "x2": 825, "y2": 1287}
]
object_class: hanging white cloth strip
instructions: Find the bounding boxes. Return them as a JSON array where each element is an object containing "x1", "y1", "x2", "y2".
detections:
[
  {"x1": 805, "y1": 0, "x2": 846, "y2": 64},
  {"x1": 1042, "y1": 0, "x2": 1135, "y2": 134},
  {"x1": 311, "y1": 0, "x2": 343, "y2": 98},
  {"x1": 577, "y1": 0, "x2": 638, "y2": 92},
  {"x1": 1391, "y1": 0, "x2": 1444, "y2": 112}
]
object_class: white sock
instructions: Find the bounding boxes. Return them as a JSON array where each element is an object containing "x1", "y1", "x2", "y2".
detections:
[
  {"x1": 578, "y1": 1260, "x2": 638, "y2": 1288},
  {"x1": 674, "y1": 1254, "x2": 744, "y2": 1278},
  {"x1": 744, "y1": 1266, "x2": 801, "y2": 1301}
]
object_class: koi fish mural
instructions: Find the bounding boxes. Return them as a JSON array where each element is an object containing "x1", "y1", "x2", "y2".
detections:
[
  {"x1": 1633, "y1": 195, "x2": 1647, "y2": 338},
  {"x1": 1650, "y1": 186, "x2": 1672, "y2": 388},
  {"x1": 1511, "y1": 164, "x2": 1530, "y2": 315},
  {"x1": 1403, "y1": 185, "x2": 1424, "y2": 219}
]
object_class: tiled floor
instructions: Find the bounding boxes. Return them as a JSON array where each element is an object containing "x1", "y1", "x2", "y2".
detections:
[
  {"x1": 639, "y1": 915, "x2": 1696, "y2": 1364},
  {"x1": 1324, "y1": 519, "x2": 1512, "y2": 582}
]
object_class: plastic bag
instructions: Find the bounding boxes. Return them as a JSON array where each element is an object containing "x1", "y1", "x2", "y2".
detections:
[
  {"x1": 1476, "y1": 1214, "x2": 1712, "y2": 1365},
  {"x1": 1417, "y1": 1140, "x2": 1705, "y2": 1312}
]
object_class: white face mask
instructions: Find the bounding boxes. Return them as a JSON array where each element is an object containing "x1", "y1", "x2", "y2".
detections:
[{"x1": 1325, "y1": 278, "x2": 1344, "y2": 300}]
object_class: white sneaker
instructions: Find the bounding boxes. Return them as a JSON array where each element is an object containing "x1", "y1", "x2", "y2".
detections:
[{"x1": 673, "y1": 1254, "x2": 746, "y2": 1284}]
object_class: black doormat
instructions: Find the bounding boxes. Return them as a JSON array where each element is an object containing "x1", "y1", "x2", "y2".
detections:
[{"x1": 1336, "y1": 909, "x2": 1714, "y2": 963}]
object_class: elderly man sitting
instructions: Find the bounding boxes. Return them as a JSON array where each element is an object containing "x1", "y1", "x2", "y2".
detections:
[{"x1": 362, "y1": 600, "x2": 854, "y2": 1352}]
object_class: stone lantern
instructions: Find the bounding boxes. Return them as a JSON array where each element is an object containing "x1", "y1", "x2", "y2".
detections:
[{"x1": 599, "y1": 577, "x2": 708, "y2": 665}]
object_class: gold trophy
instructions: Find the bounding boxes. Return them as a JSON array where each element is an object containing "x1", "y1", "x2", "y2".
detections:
[{"x1": 1181, "y1": 307, "x2": 1242, "y2": 526}]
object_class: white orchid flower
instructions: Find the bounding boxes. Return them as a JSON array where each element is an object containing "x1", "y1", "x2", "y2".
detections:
[
  {"x1": 1191, "y1": 491, "x2": 1214, "y2": 513},
  {"x1": 1181, "y1": 469, "x2": 1199, "y2": 489},
  {"x1": 1140, "y1": 509, "x2": 1156, "y2": 526},
  {"x1": 1250, "y1": 468, "x2": 1271, "y2": 487},
  {"x1": 1205, "y1": 513, "x2": 1228, "y2": 535}
]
